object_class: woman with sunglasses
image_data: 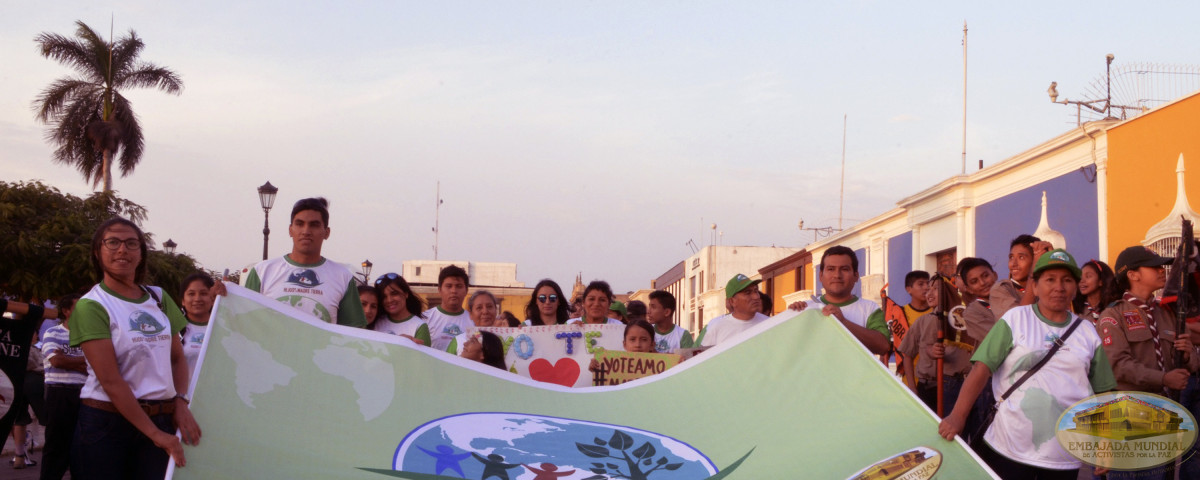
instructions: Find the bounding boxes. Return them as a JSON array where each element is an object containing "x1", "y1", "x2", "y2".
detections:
[
  {"x1": 68, "y1": 218, "x2": 200, "y2": 478},
  {"x1": 1072, "y1": 260, "x2": 1118, "y2": 324},
  {"x1": 372, "y1": 273, "x2": 432, "y2": 347},
  {"x1": 524, "y1": 279, "x2": 569, "y2": 326}
]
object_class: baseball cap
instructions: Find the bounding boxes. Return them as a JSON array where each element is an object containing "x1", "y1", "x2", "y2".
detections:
[
  {"x1": 725, "y1": 274, "x2": 763, "y2": 299},
  {"x1": 1114, "y1": 246, "x2": 1172, "y2": 278},
  {"x1": 609, "y1": 301, "x2": 627, "y2": 317},
  {"x1": 1032, "y1": 249, "x2": 1082, "y2": 280}
]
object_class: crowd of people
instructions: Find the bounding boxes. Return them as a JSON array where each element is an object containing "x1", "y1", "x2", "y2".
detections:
[{"x1": 4, "y1": 195, "x2": 1200, "y2": 479}]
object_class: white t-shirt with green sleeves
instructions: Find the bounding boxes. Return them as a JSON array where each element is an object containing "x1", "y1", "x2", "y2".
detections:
[
  {"x1": 698, "y1": 312, "x2": 769, "y2": 347},
  {"x1": 244, "y1": 255, "x2": 366, "y2": 327},
  {"x1": 802, "y1": 295, "x2": 890, "y2": 342},
  {"x1": 424, "y1": 307, "x2": 472, "y2": 351},
  {"x1": 373, "y1": 314, "x2": 432, "y2": 347},
  {"x1": 971, "y1": 304, "x2": 1116, "y2": 470},
  {"x1": 181, "y1": 321, "x2": 209, "y2": 380},
  {"x1": 70, "y1": 283, "x2": 187, "y2": 402},
  {"x1": 654, "y1": 325, "x2": 694, "y2": 353}
]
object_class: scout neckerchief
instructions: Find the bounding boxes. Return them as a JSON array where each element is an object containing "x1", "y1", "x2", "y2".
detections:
[
  {"x1": 1011, "y1": 279, "x2": 1025, "y2": 293},
  {"x1": 1123, "y1": 292, "x2": 1166, "y2": 379},
  {"x1": 1081, "y1": 301, "x2": 1100, "y2": 324},
  {"x1": 975, "y1": 298, "x2": 991, "y2": 309}
]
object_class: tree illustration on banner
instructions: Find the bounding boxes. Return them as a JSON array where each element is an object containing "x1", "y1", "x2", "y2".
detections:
[{"x1": 576, "y1": 429, "x2": 683, "y2": 480}]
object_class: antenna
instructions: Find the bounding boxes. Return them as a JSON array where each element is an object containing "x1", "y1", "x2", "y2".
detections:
[
  {"x1": 962, "y1": 21, "x2": 968, "y2": 175},
  {"x1": 433, "y1": 181, "x2": 443, "y2": 260},
  {"x1": 839, "y1": 114, "x2": 846, "y2": 230}
]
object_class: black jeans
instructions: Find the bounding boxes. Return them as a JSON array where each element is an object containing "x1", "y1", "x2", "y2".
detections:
[
  {"x1": 40, "y1": 383, "x2": 81, "y2": 480},
  {"x1": 70, "y1": 404, "x2": 175, "y2": 480},
  {"x1": 978, "y1": 441, "x2": 1078, "y2": 480}
]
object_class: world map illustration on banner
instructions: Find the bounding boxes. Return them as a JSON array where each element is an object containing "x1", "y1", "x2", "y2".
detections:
[{"x1": 168, "y1": 285, "x2": 997, "y2": 479}]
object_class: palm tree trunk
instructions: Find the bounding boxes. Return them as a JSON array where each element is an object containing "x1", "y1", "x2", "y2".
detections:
[{"x1": 102, "y1": 148, "x2": 113, "y2": 192}]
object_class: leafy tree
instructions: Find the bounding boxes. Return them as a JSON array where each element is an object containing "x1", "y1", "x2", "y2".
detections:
[
  {"x1": 33, "y1": 20, "x2": 183, "y2": 192},
  {"x1": 0, "y1": 180, "x2": 199, "y2": 303},
  {"x1": 576, "y1": 430, "x2": 683, "y2": 480}
]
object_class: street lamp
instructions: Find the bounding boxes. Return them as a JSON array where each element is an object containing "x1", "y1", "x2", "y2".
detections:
[
  {"x1": 257, "y1": 181, "x2": 279, "y2": 260},
  {"x1": 360, "y1": 259, "x2": 373, "y2": 285},
  {"x1": 163, "y1": 238, "x2": 177, "y2": 255}
]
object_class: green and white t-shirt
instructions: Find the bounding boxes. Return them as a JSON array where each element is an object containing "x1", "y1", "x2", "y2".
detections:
[
  {"x1": 425, "y1": 307, "x2": 473, "y2": 351},
  {"x1": 244, "y1": 255, "x2": 366, "y2": 327},
  {"x1": 804, "y1": 295, "x2": 891, "y2": 341},
  {"x1": 566, "y1": 316, "x2": 623, "y2": 325},
  {"x1": 373, "y1": 314, "x2": 432, "y2": 347},
  {"x1": 70, "y1": 283, "x2": 187, "y2": 402},
  {"x1": 653, "y1": 325, "x2": 694, "y2": 353},
  {"x1": 181, "y1": 321, "x2": 209, "y2": 380},
  {"x1": 698, "y1": 312, "x2": 769, "y2": 347},
  {"x1": 971, "y1": 305, "x2": 1116, "y2": 470}
]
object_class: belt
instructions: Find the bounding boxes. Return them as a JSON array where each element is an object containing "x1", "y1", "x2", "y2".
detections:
[{"x1": 82, "y1": 398, "x2": 176, "y2": 416}]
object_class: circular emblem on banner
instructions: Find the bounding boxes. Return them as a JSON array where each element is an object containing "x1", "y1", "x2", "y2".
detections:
[
  {"x1": 1056, "y1": 391, "x2": 1197, "y2": 471},
  {"x1": 846, "y1": 446, "x2": 942, "y2": 480},
  {"x1": 0, "y1": 369, "x2": 13, "y2": 419}
]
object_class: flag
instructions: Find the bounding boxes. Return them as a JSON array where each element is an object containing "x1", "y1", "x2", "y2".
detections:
[{"x1": 169, "y1": 284, "x2": 995, "y2": 479}]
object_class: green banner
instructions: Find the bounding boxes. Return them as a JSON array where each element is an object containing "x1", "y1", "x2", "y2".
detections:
[{"x1": 168, "y1": 285, "x2": 995, "y2": 479}]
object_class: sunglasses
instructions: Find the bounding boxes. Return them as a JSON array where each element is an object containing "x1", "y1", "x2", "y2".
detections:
[
  {"x1": 373, "y1": 273, "x2": 401, "y2": 287},
  {"x1": 537, "y1": 294, "x2": 559, "y2": 303}
]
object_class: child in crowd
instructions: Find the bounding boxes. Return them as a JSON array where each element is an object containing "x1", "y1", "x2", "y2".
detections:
[{"x1": 357, "y1": 285, "x2": 379, "y2": 329}]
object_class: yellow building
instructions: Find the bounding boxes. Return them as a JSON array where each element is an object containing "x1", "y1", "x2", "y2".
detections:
[{"x1": 1071, "y1": 395, "x2": 1185, "y2": 440}]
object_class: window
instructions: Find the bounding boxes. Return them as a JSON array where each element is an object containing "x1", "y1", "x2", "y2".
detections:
[
  {"x1": 699, "y1": 271, "x2": 704, "y2": 292},
  {"x1": 795, "y1": 264, "x2": 807, "y2": 291},
  {"x1": 415, "y1": 266, "x2": 422, "y2": 276},
  {"x1": 690, "y1": 275, "x2": 697, "y2": 298}
]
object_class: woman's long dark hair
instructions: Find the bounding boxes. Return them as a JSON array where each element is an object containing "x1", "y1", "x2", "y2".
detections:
[
  {"x1": 480, "y1": 331, "x2": 507, "y2": 370},
  {"x1": 374, "y1": 273, "x2": 426, "y2": 319},
  {"x1": 1073, "y1": 259, "x2": 1120, "y2": 315},
  {"x1": 90, "y1": 217, "x2": 148, "y2": 283},
  {"x1": 525, "y1": 279, "x2": 568, "y2": 325}
]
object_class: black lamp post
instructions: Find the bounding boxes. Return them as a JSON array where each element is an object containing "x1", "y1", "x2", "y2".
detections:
[
  {"x1": 257, "y1": 181, "x2": 279, "y2": 260},
  {"x1": 163, "y1": 238, "x2": 177, "y2": 255},
  {"x1": 360, "y1": 259, "x2": 373, "y2": 285}
]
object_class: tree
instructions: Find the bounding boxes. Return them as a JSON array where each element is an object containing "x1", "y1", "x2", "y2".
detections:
[
  {"x1": 576, "y1": 430, "x2": 683, "y2": 480},
  {"x1": 0, "y1": 180, "x2": 200, "y2": 302},
  {"x1": 33, "y1": 20, "x2": 183, "y2": 192}
]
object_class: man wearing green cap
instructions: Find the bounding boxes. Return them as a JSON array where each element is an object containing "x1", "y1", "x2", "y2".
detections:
[
  {"x1": 697, "y1": 274, "x2": 769, "y2": 347},
  {"x1": 802, "y1": 246, "x2": 891, "y2": 355},
  {"x1": 608, "y1": 301, "x2": 628, "y2": 324},
  {"x1": 1098, "y1": 246, "x2": 1197, "y2": 395}
]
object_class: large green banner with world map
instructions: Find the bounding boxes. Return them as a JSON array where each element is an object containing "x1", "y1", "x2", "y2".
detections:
[{"x1": 167, "y1": 284, "x2": 996, "y2": 479}]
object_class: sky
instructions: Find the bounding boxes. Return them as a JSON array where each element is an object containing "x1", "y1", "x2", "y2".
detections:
[{"x1": 3, "y1": 1, "x2": 1199, "y2": 294}]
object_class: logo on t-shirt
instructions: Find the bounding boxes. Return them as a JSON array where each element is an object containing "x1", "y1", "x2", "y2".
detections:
[
  {"x1": 443, "y1": 324, "x2": 463, "y2": 337},
  {"x1": 128, "y1": 311, "x2": 166, "y2": 336},
  {"x1": 286, "y1": 269, "x2": 323, "y2": 288}
]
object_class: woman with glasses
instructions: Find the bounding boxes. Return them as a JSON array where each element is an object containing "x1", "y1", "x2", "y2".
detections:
[
  {"x1": 68, "y1": 218, "x2": 201, "y2": 479},
  {"x1": 372, "y1": 273, "x2": 432, "y2": 347},
  {"x1": 524, "y1": 279, "x2": 568, "y2": 326}
]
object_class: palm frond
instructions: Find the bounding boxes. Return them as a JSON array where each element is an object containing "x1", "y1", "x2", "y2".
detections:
[
  {"x1": 111, "y1": 93, "x2": 144, "y2": 177},
  {"x1": 110, "y1": 30, "x2": 144, "y2": 80},
  {"x1": 117, "y1": 62, "x2": 183, "y2": 94},
  {"x1": 34, "y1": 32, "x2": 105, "y2": 83},
  {"x1": 32, "y1": 78, "x2": 100, "y2": 122}
]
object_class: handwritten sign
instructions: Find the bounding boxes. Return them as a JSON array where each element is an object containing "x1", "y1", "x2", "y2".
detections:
[
  {"x1": 592, "y1": 350, "x2": 681, "y2": 386},
  {"x1": 478, "y1": 324, "x2": 624, "y2": 388}
]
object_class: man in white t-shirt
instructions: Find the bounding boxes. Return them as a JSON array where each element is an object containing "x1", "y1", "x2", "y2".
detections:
[
  {"x1": 698, "y1": 274, "x2": 769, "y2": 347},
  {"x1": 425, "y1": 265, "x2": 474, "y2": 351},
  {"x1": 244, "y1": 197, "x2": 366, "y2": 327},
  {"x1": 802, "y1": 246, "x2": 890, "y2": 355}
]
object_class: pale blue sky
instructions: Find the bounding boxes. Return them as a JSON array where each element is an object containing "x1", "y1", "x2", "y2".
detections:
[{"x1": 3, "y1": 1, "x2": 1198, "y2": 293}]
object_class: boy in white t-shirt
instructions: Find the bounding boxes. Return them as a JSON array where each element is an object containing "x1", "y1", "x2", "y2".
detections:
[
  {"x1": 648, "y1": 290, "x2": 692, "y2": 353},
  {"x1": 425, "y1": 265, "x2": 474, "y2": 351}
]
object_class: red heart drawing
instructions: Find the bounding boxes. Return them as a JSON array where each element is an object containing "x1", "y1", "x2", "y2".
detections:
[{"x1": 527, "y1": 358, "x2": 581, "y2": 387}]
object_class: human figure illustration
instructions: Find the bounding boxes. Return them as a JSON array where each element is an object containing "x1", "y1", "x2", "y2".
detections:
[
  {"x1": 522, "y1": 462, "x2": 576, "y2": 480},
  {"x1": 417, "y1": 445, "x2": 471, "y2": 478},
  {"x1": 470, "y1": 452, "x2": 521, "y2": 480}
]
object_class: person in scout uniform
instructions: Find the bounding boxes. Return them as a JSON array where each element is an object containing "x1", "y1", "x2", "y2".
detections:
[
  {"x1": 697, "y1": 274, "x2": 769, "y2": 347},
  {"x1": 989, "y1": 234, "x2": 1053, "y2": 318},
  {"x1": 903, "y1": 270, "x2": 932, "y2": 324},
  {"x1": 801, "y1": 246, "x2": 890, "y2": 355},
  {"x1": 899, "y1": 274, "x2": 975, "y2": 417},
  {"x1": 1098, "y1": 246, "x2": 1198, "y2": 394},
  {"x1": 243, "y1": 197, "x2": 367, "y2": 327}
]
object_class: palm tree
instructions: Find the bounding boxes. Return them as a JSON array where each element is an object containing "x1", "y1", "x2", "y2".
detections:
[{"x1": 33, "y1": 20, "x2": 183, "y2": 192}]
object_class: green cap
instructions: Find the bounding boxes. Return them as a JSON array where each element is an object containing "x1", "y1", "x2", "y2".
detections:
[
  {"x1": 725, "y1": 274, "x2": 763, "y2": 299},
  {"x1": 1033, "y1": 248, "x2": 1082, "y2": 280},
  {"x1": 609, "y1": 301, "x2": 627, "y2": 317}
]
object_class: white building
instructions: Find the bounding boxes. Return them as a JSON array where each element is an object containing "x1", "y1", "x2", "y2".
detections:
[
  {"x1": 662, "y1": 246, "x2": 798, "y2": 333},
  {"x1": 402, "y1": 260, "x2": 525, "y2": 287}
]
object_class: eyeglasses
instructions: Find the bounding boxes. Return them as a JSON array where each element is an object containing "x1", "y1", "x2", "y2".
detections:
[
  {"x1": 538, "y1": 294, "x2": 559, "y2": 303},
  {"x1": 102, "y1": 238, "x2": 141, "y2": 251},
  {"x1": 374, "y1": 273, "x2": 400, "y2": 287}
]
